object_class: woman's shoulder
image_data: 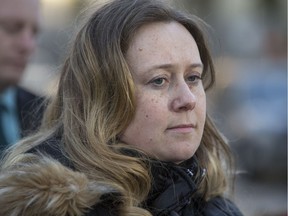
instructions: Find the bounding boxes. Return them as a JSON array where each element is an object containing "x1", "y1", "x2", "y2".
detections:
[
  {"x1": 27, "y1": 135, "x2": 74, "y2": 168},
  {"x1": 203, "y1": 196, "x2": 243, "y2": 216},
  {"x1": 0, "y1": 142, "x2": 119, "y2": 215}
]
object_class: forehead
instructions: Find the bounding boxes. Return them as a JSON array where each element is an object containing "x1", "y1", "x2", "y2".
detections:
[
  {"x1": 126, "y1": 21, "x2": 202, "y2": 70},
  {"x1": 0, "y1": 0, "x2": 40, "y2": 22},
  {"x1": 130, "y1": 21, "x2": 199, "y2": 51}
]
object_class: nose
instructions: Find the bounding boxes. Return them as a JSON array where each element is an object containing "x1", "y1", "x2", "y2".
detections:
[{"x1": 171, "y1": 81, "x2": 196, "y2": 112}]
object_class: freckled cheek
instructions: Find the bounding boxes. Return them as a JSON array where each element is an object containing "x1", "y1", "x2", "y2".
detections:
[{"x1": 137, "y1": 96, "x2": 166, "y2": 124}]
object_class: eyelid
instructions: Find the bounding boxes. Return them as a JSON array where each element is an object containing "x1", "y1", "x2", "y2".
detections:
[
  {"x1": 148, "y1": 75, "x2": 169, "y2": 87},
  {"x1": 185, "y1": 73, "x2": 203, "y2": 85},
  {"x1": 191, "y1": 70, "x2": 202, "y2": 76},
  {"x1": 195, "y1": 73, "x2": 202, "y2": 79},
  {"x1": 186, "y1": 70, "x2": 202, "y2": 78}
]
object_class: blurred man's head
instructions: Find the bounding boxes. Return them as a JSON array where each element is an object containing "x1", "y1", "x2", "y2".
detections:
[{"x1": 0, "y1": 0, "x2": 41, "y2": 92}]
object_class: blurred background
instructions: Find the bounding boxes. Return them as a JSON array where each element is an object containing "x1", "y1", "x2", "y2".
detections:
[{"x1": 21, "y1": 0, "x2": 287, "y2": 215}]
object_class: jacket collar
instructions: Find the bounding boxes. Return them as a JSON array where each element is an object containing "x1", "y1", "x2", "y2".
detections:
[{"x1": 144, "y1": 157, "x2": 206, "y2": 215}]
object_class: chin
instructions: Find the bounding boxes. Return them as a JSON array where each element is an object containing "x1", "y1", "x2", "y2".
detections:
[{"x1": 169, "y1": 151, "x2": 196, "y2": 164}]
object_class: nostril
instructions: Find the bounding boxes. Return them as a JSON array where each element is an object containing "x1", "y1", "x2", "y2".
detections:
[
  {"x1": 180, "y1": 101, "x2": 195, "y2": 111},
  {"x1": 172, "y1": 97, "x2": 196, "y2": 112}
]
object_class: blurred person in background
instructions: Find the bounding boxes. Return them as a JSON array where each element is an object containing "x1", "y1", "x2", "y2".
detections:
[{"x1": 0, "y1": 0, "x2": 44, "y2": 154}]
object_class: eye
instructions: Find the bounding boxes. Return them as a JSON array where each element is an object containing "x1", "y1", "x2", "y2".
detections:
[
  {"x1": 187, "y1": 74, "x2": 202, "y2": 84},
  {"x1": 0, "y1": 22, "x2": 23, "y2": 35},
  {"x1": 149, "y1": 77, "x2": 168, "y2": 87}
]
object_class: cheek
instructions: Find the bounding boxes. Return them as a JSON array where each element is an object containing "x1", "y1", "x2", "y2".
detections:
[
  {"x1": 121, "y1": 94, "x2": 166, "y2": 147},
  {"x1": 136, "y1": 94, "x2": 166, "y2": 124},
  {"x1": 199, "y1": 93, "x2": 206, "y2": 113},
  {"x1": 137, "y1": 97, "x2": 167, "y2": 144},
  {"x1": 131, "y1": 93, "x2": 168, "y2": 140},
  {"x1": 198, "y1": 91, "x2": 206, "y2": 124}
]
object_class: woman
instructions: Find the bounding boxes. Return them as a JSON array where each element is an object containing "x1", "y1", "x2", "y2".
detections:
[{"x1": 0, "y1": 0, "x2": 243, "y2": 215}]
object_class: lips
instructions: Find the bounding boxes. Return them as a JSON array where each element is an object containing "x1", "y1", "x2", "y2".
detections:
[
  {"x1": 168, "y1": 124, "x2": 196, "y2": 129},
  {"x1": 166, "y1": 124, "x2": 196, "y2": 133}
]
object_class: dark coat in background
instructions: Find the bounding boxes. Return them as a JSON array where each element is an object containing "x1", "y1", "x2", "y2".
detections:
[
  {"x1": 16, "y1": 87, "x2": 45, "y2": 137},
  {"x1": 0, "y1": 87, "x2": 45, "y2": 154}
]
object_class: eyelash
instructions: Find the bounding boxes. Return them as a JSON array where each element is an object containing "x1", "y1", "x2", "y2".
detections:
[
  {"x1": 150, "y1": 77, "x2": 167, "y2": 86},
  {"x1": 149, "y1": 74, "x2": 202, "y2": 87},
  {"x1": 186, "y1": 75, "x2": 202, "y2": 84}
]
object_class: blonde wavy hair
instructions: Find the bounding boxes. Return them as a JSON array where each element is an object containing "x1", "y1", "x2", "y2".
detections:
[{"x1": 2, "y1": 0, "x2": 233, "y2": 215}]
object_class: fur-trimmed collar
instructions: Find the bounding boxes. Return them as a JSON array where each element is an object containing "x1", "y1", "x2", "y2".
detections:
[{"x1": 0, "y1": 156, "x2": 115, "y2": 216}]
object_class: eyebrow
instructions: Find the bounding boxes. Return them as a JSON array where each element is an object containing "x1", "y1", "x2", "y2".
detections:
[{"x1": 146, "y1": 63, "x2": 203, "y2": 73}]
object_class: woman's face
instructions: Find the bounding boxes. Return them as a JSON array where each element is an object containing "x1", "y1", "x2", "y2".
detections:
[{"x1": 121, "y1": 21, "x2": 206, "y2": 164}]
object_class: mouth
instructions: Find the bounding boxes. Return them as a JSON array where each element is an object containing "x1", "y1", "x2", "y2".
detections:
[{"x1": 166, "y1": 124, "x2": 197, "y2": 133}]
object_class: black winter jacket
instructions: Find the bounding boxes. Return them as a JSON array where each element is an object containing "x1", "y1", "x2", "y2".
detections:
[
  {"x1": 88, "y1": 157, "x2": 243, "y2": 216},
  {"x1": 0, "y1": 137, "x2": 243, "y2": 216}
]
